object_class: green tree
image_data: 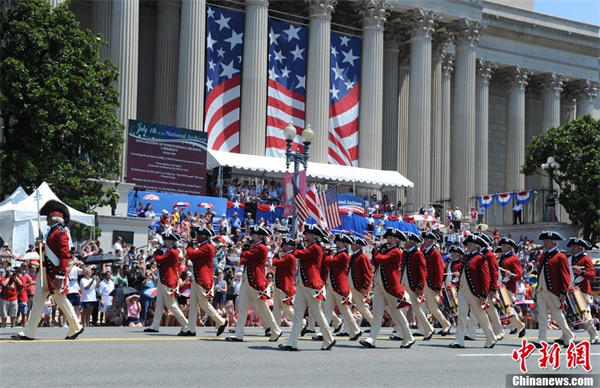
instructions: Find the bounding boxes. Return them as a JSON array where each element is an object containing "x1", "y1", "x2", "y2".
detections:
[
  {"x1": 521, "y1": 114, "x2": 600, "y2": 242},
  {"x1": 0, "y1": 0, "x2": 123, "y2": 223}
]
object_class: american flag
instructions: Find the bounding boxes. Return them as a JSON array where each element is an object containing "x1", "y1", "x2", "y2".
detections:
[
  {"x1": 293, "y1": 180, "x2": 310, "y2": 225},
  {"x1": 306, "y1": 185, "x2": 325, "y2": 227},
  {"x1": 204, "y1": 6, "x2": 243, "y2": 152},
  {"x1": 319, "y1": 186, "x2": 342, "y2": 228},
  {"x1": 266, "y1": 19, "x2": 308, "y2": 157},
  {"x1": 328, "y1": 32, "x2": 361, "y2": 166}
]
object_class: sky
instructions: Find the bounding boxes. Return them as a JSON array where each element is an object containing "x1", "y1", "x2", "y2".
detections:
[{"x1": 534, "y1": 0, "x2": 600, "y2": 27}]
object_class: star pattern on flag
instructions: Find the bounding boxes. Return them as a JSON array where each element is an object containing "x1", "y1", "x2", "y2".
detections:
[
  {"x1": 347, "y1": 209, "x2": 353, "y2": 217},
  {"x1": 233, "y1": 201, "x2": 241, "y2": 208},
  {"x1": 215, "y1": 14, "x2": 231, "y2": 31},
  {"x1": 269, "y1": 204, "x2": 276, "y2": 212},
  {"x1": 225, "y1": 30, "x2": 243, "y2": 49}
]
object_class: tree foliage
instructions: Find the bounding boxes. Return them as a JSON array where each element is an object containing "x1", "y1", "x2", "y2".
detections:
[
  {"x1": 521, "y1": 115, "x2": 600, "y2": 242},
  {"x1": 0, "y1": 0, "x2": 123, "y2": 222}
]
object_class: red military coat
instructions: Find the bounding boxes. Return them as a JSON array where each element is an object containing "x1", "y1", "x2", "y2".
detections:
[
  {"x1": 423, "y1": 246, "x2": 444, "y2": 292},
  {"x1": 240, "y1": 241, "x2": 269, "y2": 298},
  {"x1": 401, "y1": 247, "x2": 427, "y2": 297},
  {"x1": 498, "y1": 253, "x2": 522, "y2": 294},
  {"x1": 538, "y1": 249, "x2": 571, "y2": 297},
  {"x1": 156, "y1": 246, "x2": 181, "y2": 293},
  {"x1": 186, "y1": 240, "x2": 215, "y2": 292},
  {"x1": 483, "y1": 248, "x2": 499, "y2": 292},
  {"x1": 373, "y1": 245, "x2": 408, "y2": 304},
  {"x1": 349, "y1": 250, "x2": 373, "y2": 293},
  {"x1": 325, "y1": 248, "x2": 351, "y2": 301},
  {"x1": 320, "y1": 251, "x2": 331, "y2": 283},
  {"x1": 571, "y1": 253, "x2": 595, "y2": 295},
  {"x1": 44, "y1": 224, "x2": 71, "y2": 294},
  {"x1": 460, "y1": 251, "x2": 490, "y2": 299},
  {"x1": 272, "y1": 250, "x2": 296, "y2": 303},
  {"x1": 294, "y1": 241, "x2": 325, "y2": 298}
]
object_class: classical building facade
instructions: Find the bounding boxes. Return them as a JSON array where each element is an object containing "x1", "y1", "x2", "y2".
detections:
[{"x1": 59, "y1": 0, "x2": 598, "y2": 216}]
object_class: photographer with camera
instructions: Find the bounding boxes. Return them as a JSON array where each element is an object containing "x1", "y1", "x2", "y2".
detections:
[{"x1": 1, "y1": 267, "x2": 22, "y2": 328}]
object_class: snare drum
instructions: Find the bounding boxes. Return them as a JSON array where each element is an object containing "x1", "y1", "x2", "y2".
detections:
[
  {"x1": 564, "y1": 287, "x2": 591, "y2": 327},
  {"x1": 438, "y1": 285, "x2": 458, "y2": 319},
  {"x1": 495, "y1": 284, "x2": 515, "y2": 320}
]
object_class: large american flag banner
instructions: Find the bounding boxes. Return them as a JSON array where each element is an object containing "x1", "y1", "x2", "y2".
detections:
[
  {"x1": 204, "y1": 6, "x2": 244, "y2": 152},
  {"x1": 266, "y1": 19, "x2": 308, "y2": 157},
  {"x1": 293, "y1": 180, "x2": 310, "y2": 225},
  {"x1": 319, "y1": 186, "x2": 342, "y2": 228},
  {"x1": 306, "y1": 185, "x2": 325, "y2": 227},
  {"x1": 328, "y1": 32, "x2": 361, "y2": 166}
]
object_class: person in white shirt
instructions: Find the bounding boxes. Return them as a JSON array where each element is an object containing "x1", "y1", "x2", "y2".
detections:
[
  {"x1": 79, "y1": 268, "x2": 99, "y2": 327},
  {"x1": 113, "y1": 236, "x2": 123, "y2": 253},
  {"x1": 65, "y1": 259, "x2": 83, "y2": 319},
  {"x1": 98, "y1": 270, "x2": 115, "y2": 324}
]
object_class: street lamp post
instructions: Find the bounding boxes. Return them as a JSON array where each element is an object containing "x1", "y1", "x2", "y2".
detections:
[
  {"x1": 284, "y1": 123, "x2": 314, "y2": 238},
  {"x1": 541, "y1": 156, "x2": 560, "y2": 222}
]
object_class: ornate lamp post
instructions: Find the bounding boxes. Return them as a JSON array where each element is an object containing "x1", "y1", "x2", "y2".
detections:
[
  {"x1": 541, "y1": 156, "x2": 560, "y2": 222},
  {"x1": 284, "y1": 123, "x2": 314, "y2": 238}
]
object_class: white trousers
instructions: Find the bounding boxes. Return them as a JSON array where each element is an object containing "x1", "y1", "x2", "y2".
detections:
[
  {"x1": 424, "y1": 286, "x2": 451, "y2": 331},
  {"x1": 319, "y1": 283, "x2": 360, "y2": 337},
  {"x1": 368, "y1": 283, "x2": 413, "y2": 346},
  {"x1": 272, "y1": 288, "x2": 295, "y2": 326},
  {"x1": 185, "y1": 283, "x2": 225, "y2": 333},
  {"x1": 282, "y1": 283, "x2": 333, "y2": 348},
  {"x1": 22, "y1": 276, "x2": 81, "y2": 338},
  {"x1": 149, "y1": 282, "x2": 188, "y2": 331},
  {"x1": 350, "y1": 287, "x2": 374, "y2": 325},
  {"x1": 454, "y1": 287, "x2": 496, "y2": 347},
  {"x1": 403, "y1": 285, "x2": 433, "y2": 336},
  {"x1": 537, "y1": 288, "x2": 574, "y2": 342},
  {"x1": 232, "y1": 281, "x2": 281, "y2": 339}
]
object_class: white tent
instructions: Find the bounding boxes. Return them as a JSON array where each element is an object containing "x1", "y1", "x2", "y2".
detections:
[
  {"x1": 207, "y1": 150, "x2": 414, "y2": 190},
  {"x1": 0, "y1": 182, "x2": 95, "y2": 254}
]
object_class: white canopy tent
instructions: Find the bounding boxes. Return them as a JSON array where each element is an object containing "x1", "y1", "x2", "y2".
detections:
[
  {"x1": 0, "y1": 182, "x2": 95, "y2": 254},
  {"x1": 207, "y1": 150, "x2": 413, "y2": 190}
]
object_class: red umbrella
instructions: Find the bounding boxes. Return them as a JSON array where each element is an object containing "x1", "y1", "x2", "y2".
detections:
[
  {"x1": 142, "y1": 194, "x2": 160, "y2": 201},
  {"x1": 199, "y1": 202, "x2": 214, "y2": 209},
  {"x1": 174, "y1": 201, "x2": 190, "y2": 207}
]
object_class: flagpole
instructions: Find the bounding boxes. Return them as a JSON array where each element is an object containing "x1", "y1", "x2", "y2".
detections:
[{"x1": 36, "y1": 188, "x2": 44, "y2": 288}]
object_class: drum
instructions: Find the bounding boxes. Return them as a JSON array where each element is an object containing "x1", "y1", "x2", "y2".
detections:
[
  {"x1": 495, "y1": 284, "x2": 515, "y2": 320},
  {"x1": 438, "y1": 285, "x2": 458, "y2": 319},
  {"x1": 564, "y1": 287, "x2": 591, "y2": 327}
]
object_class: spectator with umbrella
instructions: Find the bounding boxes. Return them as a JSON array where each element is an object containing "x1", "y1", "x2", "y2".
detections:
[{"x1": 98, "y1": 270, "x2": 115, "y2": 324}]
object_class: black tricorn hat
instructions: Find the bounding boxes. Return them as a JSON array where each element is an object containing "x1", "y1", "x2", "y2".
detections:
[
  {"x1": 449, "y1": 246, "x2": 466, "y2": 256},
  {"x1": 40, "y1": 200, "x2": 70, "y2": 224},
  {"x1": 352, "y1": 237, "x2": 368, "y2": 247},
  {"x1": 566, "y1": 237, "x2": 592, "y2": 250},
  {"x1": 194, "y1": 227, "x2": 216, "y2": 238},
  {"x1": 281, "y1": 237, "x2": 296, "y2": 247},
  {"x1": 334, "y1": 233, "x2": 353, "y2": 244},
  {"x1": 538, "y1": 231, "x2": 565, "y2": 241},
  {"x1": 499, "y1": 237, "x2": 518, "y2": 249}
]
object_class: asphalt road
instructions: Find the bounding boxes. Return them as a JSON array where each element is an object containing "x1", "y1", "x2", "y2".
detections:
[{"x1": 1, "y1": 326, "x2": 598, "y2": 387}]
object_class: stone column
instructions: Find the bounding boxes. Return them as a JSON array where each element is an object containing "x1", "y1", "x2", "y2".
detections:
[
  {"x1": 406, "y1": 8, "x2": 440, "y2": 208},
  {"x1": 573, "y1": 79, "x2": 599, "y2": 117},
  {"x1": 305, "y1": 0, "x2": 336, "y2": 163},
  {"x1": 177, "y1": 0, "x2": 206, "y2": 130},
  {"x1": 111, "y1": 0, "x2": 139, "y2": 180},
  {"x1": 397, "y1": 44, "x2": 410, "y2": 179},
  {"x1": 92, "y1": 0, "x2": 112, "y2": 61},
  {"x1": 137, "y1": 3, "x2": 157, "y2": 122},
  {"x1": 153, "y1": 0, "x2": 180, "y2": 126},
  {"x1": 382, "y1": 31, "x2": 401, "y2": 172},
  {"x1": 430, "y1": 33, "x2": 449, "y2": 202},
  {"x1": 504, "y1": 66, "x2": 532, "y2": 192},
  {"x1": 440, "y1": 53, "x2": 453, "y2": 203},
  {"x1": 475, "y1": 59, "x2": 496, "y2": 197},
  {"x1": 359, "y1": 1, "x2": 389, "y2": 170},
  {"x1": 239, "y1": 0, "x2": 269, "y2": 156},
  {"x1": 561, "y1": 97, "x2": 577, "y2": 125},
  {"x1": 540, "y1": 73, "x2": 567, "y2": 131},
  {"x1": 449, "y1": 18, "x2": 481, "y2": 212}
]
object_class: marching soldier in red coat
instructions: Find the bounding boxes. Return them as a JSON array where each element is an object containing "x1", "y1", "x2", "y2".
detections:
[
  {"x1": 421, "y1": 231, "x2": 452, "y2": 336},
  {"x1": 145, "y1": 231, "x2": 188, "y2": 333},
  {"x1": 401, "y1": 232, "x2": 434, "y2": 340},
  {"x1": 497, "y1": 237, "x2": 526, "y2": 338},
  {"x1": 348, "y1": 237, "x2": 374, "y2": 327},
  {"x1": 227, "y1": 226, "x2": 281, "y2": 342},
  {"x1": 360, "y1": 228, "x2": 414, "y2": 349},
  {"x1": 279, "y1": 225, "x2": 336, "y2": 351},
  {"x1": 316, "y1": 233, "x2": 361, "y2": 341},
  {"x1": 446, "y1": 246, "x2": 466, "y2": 287},
  {"x1": 271, "y1": 237, "x2": 297, "y2": 329},
  {"x1": 566, "y1": 237, "x2": 598, "y2": 344},
  {"x1": 449, "y1": 234, "x2": 497, "y2": 348},
  {"x1": 179, "y1": 227, "x2": 228, "y2": 337},
  {"x1": 13, "y1": 200, "x2": 83, "y2": 340},
  {"x1": 534, "y1": 231, "x2": 574, "y2": 348}
]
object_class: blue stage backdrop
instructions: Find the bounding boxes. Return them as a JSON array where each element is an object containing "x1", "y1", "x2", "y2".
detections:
[{"x1": 128, "y1": 190, "x2": 227, "y2": 220}]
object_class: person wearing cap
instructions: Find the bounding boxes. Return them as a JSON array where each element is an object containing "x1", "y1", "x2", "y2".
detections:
[
  {"x1": 227, "y1": 226, "x2": 281, "y2": 342},
  {"x1": 279, "y1": 224, "x2": 335, "y2": 351},
  {"x1": 348, "y1": 236, "x2": 374, "y2": 327},
  {"x1": 315, "y1": 233, "x2": 361, "y2": 341},
  {"x1": 534, "y1": 231, "x2": 574, "y2": 348},
  {"x1": 144, "y1": 232, "x2": 188, "y2": 333},
  {"x1": 180, "y1": 227, "x2": 228, "y2": 337},
  {"x1": 445, "y1": 246, "x2": 466, "y2": 287},
  {"x1": 497, "y1": 237, "x2": 526, "y2": 338},
  {"x1": 400, "y1": 232, "x2": 434, "y2": 340},
  {"x1": 565, "y1": 237, "x2": 598, "y2": 344},
  {"x1": 271, "y1": 237, "x2": 297, "y2": 329},
  {"x1": 421, "y1": 231, "x2": 452, "y2": 336},
  {"x1": 449, "y1": 234, "x2": 497, "y2": 349},
  {"x1": 12, "y1": 200, "x2": 84, "y2": 341},
  {"x1": 360, "y1": 228, "x2": 414, "y2": 349}
]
